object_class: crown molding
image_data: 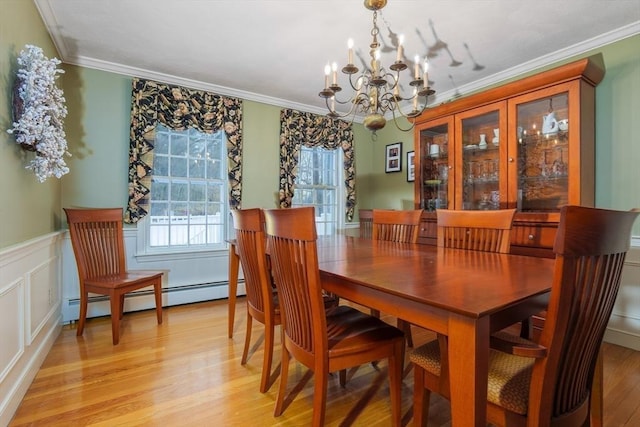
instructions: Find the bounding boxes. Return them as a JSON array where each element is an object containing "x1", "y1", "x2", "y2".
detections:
[{"x1": 64, "y1": 55, "x2": 330, "y2": 117}]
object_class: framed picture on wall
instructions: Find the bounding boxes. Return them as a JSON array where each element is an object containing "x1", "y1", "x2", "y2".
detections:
[
  {"x1": 407, "y1": 150, "x2": 415, "y2": 182},
  {"x1": 385, "y1": 142, "x2": 402, "y2": 173}
]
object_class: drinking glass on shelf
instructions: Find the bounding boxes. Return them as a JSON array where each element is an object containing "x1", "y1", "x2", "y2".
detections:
[
  {"x1": 552, "y1": 147, "x2": 568, "y2": 177},
  {"x1": 539, "y1": 150, "x2": 553, "y2": 178},
  {"x1": 438, "y1": 164, "x2": 449, "y2": 181},
  {"x1": 482, "y1": 159, "x2": 497, "y2": 182},
  {"x1": 466, "y1": 161, "x2": 477, "y2": 184}
]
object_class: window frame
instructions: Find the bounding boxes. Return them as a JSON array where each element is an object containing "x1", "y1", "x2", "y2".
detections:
[
  {"x1": 291, "y1": 145, "x2": 346, "y2": 235},
  {"x1": 136, "y1": 125, "x2": 230, "y2": 257}
]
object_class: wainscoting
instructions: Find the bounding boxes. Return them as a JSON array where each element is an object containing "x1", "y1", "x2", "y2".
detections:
[{"x1": 0, "y1": 233, "x2": 63, "y2": 427}]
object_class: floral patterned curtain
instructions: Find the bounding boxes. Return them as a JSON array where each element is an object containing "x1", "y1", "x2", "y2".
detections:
[
  {"x1": 125, "y1": 78, "x2": 243, "y2": 223},
  {"x1": 279, "y1": 108, "x2": 356, "y2": 221}
]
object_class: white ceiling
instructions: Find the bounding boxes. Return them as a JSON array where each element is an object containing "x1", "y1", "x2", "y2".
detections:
[{"x1": 35, "y1": 0, "x2": 640, "y2": 118}]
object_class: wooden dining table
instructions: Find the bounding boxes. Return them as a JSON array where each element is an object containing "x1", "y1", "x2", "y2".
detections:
[
  {"x1": 226, "y1": 235, "x2": 555, "y2": 426},
  {"x1": 316, "y1": 235, "x2": 554, "y2": 427}
]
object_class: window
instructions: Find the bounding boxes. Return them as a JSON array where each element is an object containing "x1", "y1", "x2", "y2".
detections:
[
  {"x1": 143, "y1": 124, "x2": 228, "y2": 252},
  {"x1": 292, "y1": 146, "x2": 342, "y2": 235}
]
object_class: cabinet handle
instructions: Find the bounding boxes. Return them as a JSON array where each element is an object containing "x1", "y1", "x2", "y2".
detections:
[
  {"x1": 509, "y1": 157, "x2": 515, "y2": 162},
  {"x1": 528, "y1": 234, "x2": 535, "y2": 240}
]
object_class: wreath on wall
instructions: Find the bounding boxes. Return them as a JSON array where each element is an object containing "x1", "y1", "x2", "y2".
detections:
[{"x1": 7, "y1": 45, "x2": 70, "y2": 183}]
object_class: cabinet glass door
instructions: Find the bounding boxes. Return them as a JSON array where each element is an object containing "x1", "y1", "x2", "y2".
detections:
[
  {"x1": 419, "y1": 123, "x2": 450, "y2": 211},
  {"x1": 459, "y1": 109, "x2": 502, "y2": 210},
  {"x1": 515, "y1": 92, "x2": 569, "y2": 212}
]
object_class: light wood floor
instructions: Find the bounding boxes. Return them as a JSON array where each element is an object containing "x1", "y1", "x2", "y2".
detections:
[{"x1": 9, "y1": 298, "x2": 640, "y2": 426}]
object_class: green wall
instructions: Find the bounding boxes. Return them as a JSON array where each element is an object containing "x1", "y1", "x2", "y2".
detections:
[
  {"x1": 1, "y1": 0, "x2": 639, "y2": 250},
  {"x1": 62, "y1": 66, "x2": 132, "y2": 211},
  {"x1": 1, "y1": 1, "x2": 63, "y2": 248}
]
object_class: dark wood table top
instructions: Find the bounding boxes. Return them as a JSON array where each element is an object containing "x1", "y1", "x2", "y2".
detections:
[{"x1": 317, "y1": 235, "x2": 553, "y2": 320}]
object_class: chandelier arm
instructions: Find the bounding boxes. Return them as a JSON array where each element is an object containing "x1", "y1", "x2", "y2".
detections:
[
  {"x1": 390, "y1": 108, "x2": 419, "y2": 132},
  {"x1": 324, "y1": 94, "x2": 366, "y2": 120}
]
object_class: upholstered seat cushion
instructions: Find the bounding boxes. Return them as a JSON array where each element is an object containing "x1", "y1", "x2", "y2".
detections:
[{"x1": 410, "y1": 331, "x2": 535, "y2": 415}]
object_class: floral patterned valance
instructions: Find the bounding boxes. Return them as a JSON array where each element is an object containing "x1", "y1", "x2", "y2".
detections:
[
  {"x1": 279, "y1": 108, "x2": 356, "y2": 221},
  {"x1": 125, "y1": 78, "x2": 243, "y2": 223}
]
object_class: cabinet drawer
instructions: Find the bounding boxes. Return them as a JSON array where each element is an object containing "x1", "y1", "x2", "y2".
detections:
[{"x1": 512, "y1": 223, "x2": 557, "y2": 248}]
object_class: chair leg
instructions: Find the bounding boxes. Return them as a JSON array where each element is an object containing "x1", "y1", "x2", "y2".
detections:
[
  {"x1": 413, "y1": 365, "x2": 431, "y2": 427},
  {"x1": 311, "y1": 365, "x2": 328, "y2": 427},
  {"x1": 389, "y1": 340, "x2": 405, "y2": 427},
  {"x1": 154, "y1": 281, "x2": 163, "y2": 324},
  {"x1": 110, "y1": 294, "x2": 121, "y2": 345},
  {"x1": 274, "y1": 346, "x2": 290, "y2": 417},
  {"x1": 519, "y1": 317, "x2": 532, "y2": 339},
  {"x1": 119, "y1": 294, "x2": 125, "y2": 319},
  {"x1": 398, "y1": 319, "x2": 414, "y2": 347},
  {"x1": 339, "y1": 369, "x2": 347, "y2": 387},
  {"x1": 241, "y1": 313, "x2": 253, "y2": 365},
  {"x1": 260, "y1": 322, "x2": 275, "y2": 393},
  {"x1": 77, "y1": 292, "x2": 88, "y2": 336}
]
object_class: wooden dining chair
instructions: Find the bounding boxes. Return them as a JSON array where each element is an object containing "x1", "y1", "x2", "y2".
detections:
[
  {"x1": 371, "y1": 209, "x2": 423, "y2": 346},
  {"x1": 231, "y1": 208, "x2": 281, "y2": 393},
  {"x1": 436, "y1": 208, "x2": 516, "y2": 253},
  {"x1": 372, "y1": 209, "x2": 423, "y2": 243},
  {"x1": 264, "y1": 207, "x2": 405, "y2": 427},
  {"x1": 64, "y1": 208, "x2": 164, "y2": 345},
  {"x1": 410, "y1": 205, "x2": 639, "y2": 426}
]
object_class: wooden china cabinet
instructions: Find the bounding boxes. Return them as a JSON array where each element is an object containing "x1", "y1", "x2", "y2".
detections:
[{"x1": 413, "y1": 55, "x2": 605, "y2": 258}]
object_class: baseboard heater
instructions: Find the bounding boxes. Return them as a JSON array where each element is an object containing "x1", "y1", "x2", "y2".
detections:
[{"x1": 67, "y1": 279, "x2": 245, "y2": 306}]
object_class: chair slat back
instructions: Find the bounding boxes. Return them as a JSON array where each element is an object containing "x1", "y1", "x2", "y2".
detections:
[
  {"x1": 531, "y1": 206, "x2": 639, "y2": 420},
  {"x1": 64, "y1": 208, "x2": 126, "y2": 281},
  {"x1": 359, "y1": 209, "x2": 373, "y2": 239},
  {"x1": 436, "y1": 209, "x2": 516, "y2": 253},
  {"x1": 264, "y1": 207, "x2": 326, "y2": 357},
  {"x1": 372, "y1": 209, "x2": 423, "y2": 243},
  {"x1": 231, "y1": 208, "x2": 274, "y2": 315}
]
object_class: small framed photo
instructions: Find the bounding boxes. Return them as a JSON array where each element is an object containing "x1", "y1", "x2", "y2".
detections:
[
  {"x1": 406, "y1": 150, "x2": 415, "y2": 182},
  {"x1": 385, "y1": 142, "x2": 402, "y2": 173}
]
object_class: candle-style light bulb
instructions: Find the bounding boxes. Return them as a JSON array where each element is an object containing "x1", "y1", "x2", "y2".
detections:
[
  {"x1": 324, "y1": 64, "x2": 331, "y2": 89},
  {"x1": 347, "y1": 38, "x2": 354, "y2": 64},
  {"x1": 414, "y1": 54, "x2": 420, "y2": 79},
  {"x1": 331, "y1": 62, "x2": 338, "y2": 85},
  {"x1": 423, "y1": 59, "x2": 429, "y2": 88},
  {"x1": 396, "y1": 34, "x2": 404, "y2": 62},
  {"x1": 412, "y1": 87, "x2": 418, "y2": 109}
]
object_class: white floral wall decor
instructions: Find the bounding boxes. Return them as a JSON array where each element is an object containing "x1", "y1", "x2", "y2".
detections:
[{"x1": 7, "y1": 45, "x2": 70, "y2": 182}]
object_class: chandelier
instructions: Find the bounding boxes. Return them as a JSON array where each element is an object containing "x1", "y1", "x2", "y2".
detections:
[{"x1": 319, "y1": 0, "x2": 435, "y2": 135}]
